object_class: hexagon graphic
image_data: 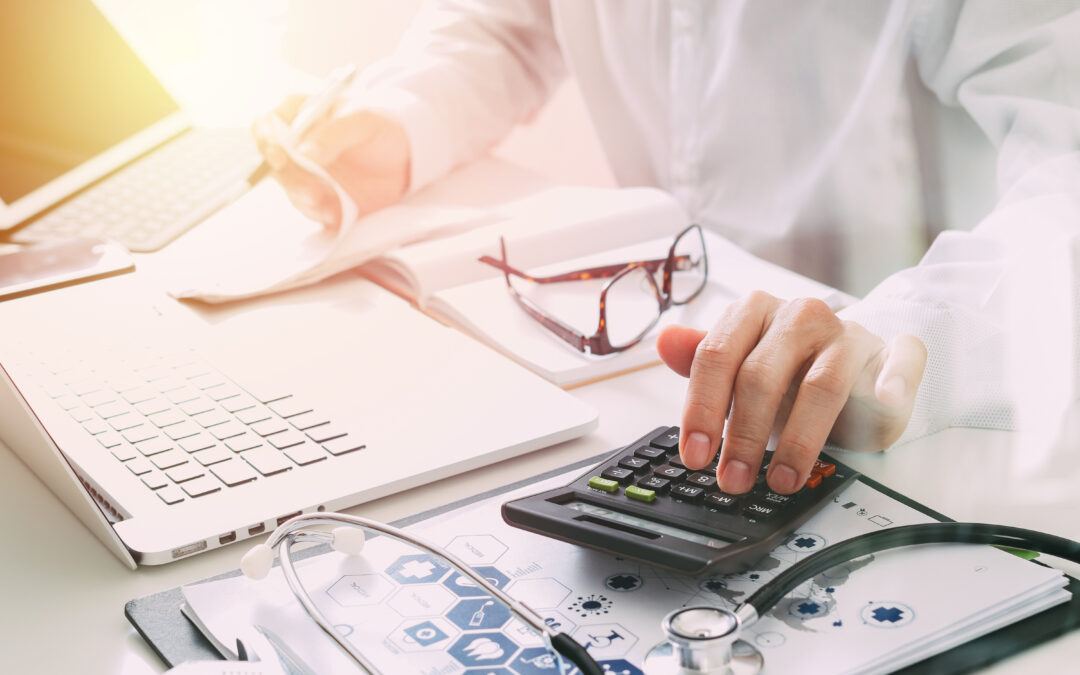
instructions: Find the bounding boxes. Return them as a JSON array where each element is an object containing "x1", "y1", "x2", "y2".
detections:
[
  {"x1": 447, "y1": 534, "x2": 509, "y2": 565},
  {"x1": 326, "y1": 574, "x2": 394, "y2": 607},
  {"x1": 502, "y1": 617, "x2": 543, "y2": 648},
  {"x1": 572, "y1": 623, "x2": 637, "y2": 660},
  {"x1": 507, "y1": 577, "x2": 572, "y2": 610},
  {"x1": 509, "y1": 646, "x2": 560, "y2": 674},
  {"x1": 538, "y1": 609, "x2": 576, "y2": 635},
  {"x1": 387, "y1": 584, "x2": 456, "y2": 617},
  {"x1": 385, "y1": 553, "x2": 451, "y2": 584},
  {"x1": 448, "y1": 597, "x2": 513, "y2": 631},
  {"x1": 444, "y1": 566, "x2": 511, "y2": 597},
  {"x1": 448, "y1": 631, "x2": 520, "y2": 668},
  {"x1": 596, "y1": 659, "x2": 644, "y2": 675},
  {"x1": 388, "y1": 617, "x2": 459, "y2": 652}
]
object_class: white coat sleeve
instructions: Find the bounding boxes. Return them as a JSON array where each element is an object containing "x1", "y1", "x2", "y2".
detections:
[
  {"x1": 339, "y1": 0, "x2": 565, "y2": 190},
  {"x1": 839, "y1": 1, "x2": 1080, "y2": 443}
]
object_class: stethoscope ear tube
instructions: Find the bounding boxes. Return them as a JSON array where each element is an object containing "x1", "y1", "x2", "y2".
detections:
[
  {"x1": 549, "y1": 632, "x2": 604, "y2": 674},
  {"x1": 738, "y1": 522, "x2": 1080, "y2": 620}
]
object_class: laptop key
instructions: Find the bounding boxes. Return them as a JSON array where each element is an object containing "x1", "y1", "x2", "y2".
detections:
[
  {"x1": 222, "y1": 395, "x2": 257, "y2": 413},
  {"x1": 287, "y1": 411, "x2": 329, "y2": 431},
  {"x1": 147, "y1": 409, "x2": 185, "y2": 428},
  {"x1": 251, "y1": 418, "x2": 288, "y2": 437},
  {"x1": 122, "y1": 386, "x2": 157, "y2": 404},
  {"x1": 207, "y1": 385, "x2": 242, "y2": 402},
  {"x1": 122, "y1": 425, "x2": 159, "y2": 444},
  {"x1": 135, "y1": 437, "x2": 174, "y2": 457},
  {"x1": 210, "y1": 421, "x2": 246, "y2": 441},
  {"x1": 164, "y1": 421, "x2": 201, "y2": 440},
  {"x1": 180, "y1": 397, "x2": 215, "y2": 416},
  {"x1": 141, "y1": 472, "x2": 169, "y2": 490},
  {"x1": 156, "y1": 485, "x2": 185, "y2": 505},
  {"x1": 111, "y1": 445, "x2": 138, "y2": 462},
  {"x1": 109, "y1": 413, "x2": 143, "y2": 432},
  {"x1": 126, "y1": 458, "x2": 152, "y2": 476},
  {"x1": 236, "y1": 406, "x2": 272, "y2": 425},
  {"x1": 97, "y1": 431, "x2": 123, "y2": 449},
  {"x1": 224, "y1": 433, "x2": 262, "y2": 453},
  {"x1": 322, "y1": 436, "x2": 365, "y2": 456},
  {"x1": 243, "y1": 447, "x2": 292, "y2": 476},
  {"x1": 210, "y1": 458, "x2": 258, "y2": 486},
  {"x1": 268, "y1": 398, "x2": 313, "y2": 419},
  {"x1": 179, "y1": 433, "x2": 216, "y2": 453},
  {"x1": 193, "y1": 409, "x2": 229, "y2": 428},
  {"x1": 306, "y1": 426, "x2": 347, "y2": 443},
  {"x1": 150, "y1": 450, "x2": 188, "y2": 470},
  {"x1": 181, "y1": 475, "x2": 221, "y2": 498},
  {"x1": 283, "y1": 441, "x2": 326, "y2": 466},
  {"x1": 83, "y1": 419, "x2": 108, "y2": 435},
  {"x1": 166, "y1": 386, "x2": 201, "y2": 404},
  {"x1": 68, "y1": 406, "x2": 95, "y2": 423},
  {"x1": 96, "y1": 401, "x2": 130, "y2": 419},
  {"x1": 166, "y1": 463, "x2": 205, "y2": 484},
  {"x1": 267, "y1": 430, "x2": 305, "y2": 450},
  {"x1": 193, "y1": 446, "x2": 231, "y2": 466},
  {"x1": 135, "y1": 397, "x2": 171, "y2": 416}
]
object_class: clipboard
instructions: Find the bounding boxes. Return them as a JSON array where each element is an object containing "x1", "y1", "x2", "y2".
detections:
[{"x1": 126, "y1": 453, "x2": 1080, "y2": 673}]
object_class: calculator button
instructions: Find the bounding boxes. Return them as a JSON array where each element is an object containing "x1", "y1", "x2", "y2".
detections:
[
  {"x1": 686, "y1": 472, "x2": 717, "y2": 490},
  {"x1": 618, "y1": 456, "x2": 651, "y2": 474},
  {"x1": 813, "y1": 459, "x2": 837, "y2": 478},
  {"x1": 633, "y1": 445, "x2": 666, "y2": 464},
  {"x1": 637, "y1": 475, "x2": 671, "y2": 494},
  {"x1": 654, "y1": 464, "x2": 686, "y2": 481},
  {"x1": 587, "y1": 476, "x2": 620, "y2": 493},
  {"x1": 625, "y1": 486, "x2": 656, "y2": 503},
  {"x1": 743, "y1": 502, "x2": 778, "y2": 519},
  {"x1": 805, "y1": 473, "x2": 823, "y2": 489},
  {"x1": 601, "y1": 467, "x2": 635, "y2": 486},
  {"x1": 761, "y1": 491, "x2": 794, "y2": 507},
  {"x1": 704, "y1": 493, "x2": 739, "y2": 512},
  {"x1": 648, "y1": 426, "x2": 681, "y2": 451},
  {"x1": 670, "y1": 484, "x2": 705, "y2": 504}
]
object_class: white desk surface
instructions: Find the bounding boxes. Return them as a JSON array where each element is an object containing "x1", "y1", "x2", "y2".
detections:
[{"x1": 2, "y1": 286, "x2": 1079, "y2": 673}]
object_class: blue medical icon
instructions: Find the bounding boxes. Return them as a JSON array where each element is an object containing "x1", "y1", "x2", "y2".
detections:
[
  {"x1": 448, "y1": 597, "x2": 513, "y2": 631},
  {"x1": 444, "y1": 566, "x2": 511, "y2": 597},
  {"x1": 385, "y1": 553, "x2": 451, "y2": 584},
  {"x1": 402, "y1": 620, "x2": 449, "y2": 647},
  {"x1": 448, "y1": 632, "x2": 519, "y2": 668}
]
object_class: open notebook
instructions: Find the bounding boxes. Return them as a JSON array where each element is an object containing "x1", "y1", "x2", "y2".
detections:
[{"x1": 171, "y1": 159, "x2": 848, "y2": 386}]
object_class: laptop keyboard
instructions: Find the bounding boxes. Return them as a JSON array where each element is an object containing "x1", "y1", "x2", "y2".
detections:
[
  {"x1": 20, "y1": 348, "x2": 364, "y2": 507},
  {"x1": 14, "y1": 128, "x2": 259, "y2": 252}
]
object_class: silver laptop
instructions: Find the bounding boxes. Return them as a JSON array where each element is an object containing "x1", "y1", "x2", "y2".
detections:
[
  {"x1": 0, "y1": 0, "x2": 258, "y2": 252},
  {"x1": 0, "y1": 273, "x2": 598, "y2": 567}
]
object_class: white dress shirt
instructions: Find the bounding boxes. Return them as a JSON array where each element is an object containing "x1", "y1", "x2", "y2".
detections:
[{"x1": 344, "y1": 0, "x2": 1080, "y2": 445}]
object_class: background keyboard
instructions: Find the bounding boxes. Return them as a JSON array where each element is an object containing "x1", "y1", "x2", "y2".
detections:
[
  {"x1": 17, "y1": 347, "x2": 364, "y2": 508},
  {"x1": 13, "y1": 128, "x2": 259, "y2": 252}
]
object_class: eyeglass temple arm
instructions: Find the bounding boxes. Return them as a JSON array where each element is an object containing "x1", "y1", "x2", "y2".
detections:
[{"x1": 478, "y1": 254, "x2": 693, "y2": 284}]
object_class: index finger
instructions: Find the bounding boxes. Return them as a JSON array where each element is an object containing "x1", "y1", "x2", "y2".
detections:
[{"x1": 678, "y1": 291, "x2": 777, "y2": 471}]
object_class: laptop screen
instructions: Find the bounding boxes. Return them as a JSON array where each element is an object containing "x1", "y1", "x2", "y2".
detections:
[{"x1": 0, "y1": 0, "x2": 180, "y2": 206}]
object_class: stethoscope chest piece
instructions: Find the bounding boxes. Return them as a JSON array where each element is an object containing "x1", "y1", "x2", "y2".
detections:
[{"x1": 643, "y1": 606, "x2": 764, "y2": 675}]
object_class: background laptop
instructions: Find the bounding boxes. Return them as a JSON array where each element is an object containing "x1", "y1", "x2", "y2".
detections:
[
  {"x1": 0, "y1": 0, "x2": 259, "y2": 252},
  {"x1": 0, "y1": 272, "x2": 598, "y2": 567}
]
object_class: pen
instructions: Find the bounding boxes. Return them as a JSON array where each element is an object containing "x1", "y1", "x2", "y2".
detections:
[{"x1": 247, "y1": 64, "x2": 359, "y2": 186}]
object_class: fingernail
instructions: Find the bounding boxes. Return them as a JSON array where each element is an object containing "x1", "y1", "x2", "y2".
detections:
[
  {"x1": 683, "y1": 432, "x2": 711, "y2": 468},
  {"x1": 266, "y1": 145, "x2": 286, "y2": 171},
  {"x1": 879, "y1": 375, "x2": 906, "y2": 406},
  {"x1": 769, "y1": 463, "x2": 799, "y2": 494},
  {"x1": 720, "y1": 459, "x2": 752, "y2": 493}
]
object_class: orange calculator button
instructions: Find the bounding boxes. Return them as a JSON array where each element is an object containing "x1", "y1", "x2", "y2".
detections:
[
  {"x1": 812, "y1": 460, "x2": 836, "y2": 478},
  {"x1": 805, "y1": 473, "x2": 823, "y2": 489}
]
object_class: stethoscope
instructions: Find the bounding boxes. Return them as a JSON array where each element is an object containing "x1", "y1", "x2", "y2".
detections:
[{"x1": 243, "y1": 514, "x2": 1080, "y2": 675}]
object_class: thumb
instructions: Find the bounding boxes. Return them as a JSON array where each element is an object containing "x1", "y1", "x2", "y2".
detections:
[
  {"x1": 874, "y1": 334, "x2": 927, "y2": 410},
  {"x1": 657, "y1": 325, "x2": 707, "y2": 377},
  {"x1": 297, "y1": 111, "x2": 379, "y2": 166}
]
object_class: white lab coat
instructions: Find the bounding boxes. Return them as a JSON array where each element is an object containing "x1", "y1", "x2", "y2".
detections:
[{"x1": 343, "y1": 0, "x2": 1080, "y2": 444}]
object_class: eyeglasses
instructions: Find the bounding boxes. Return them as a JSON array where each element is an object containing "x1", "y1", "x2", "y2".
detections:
[{"x1": 478, "y1": 224, "x2": 709, "y2": 355}]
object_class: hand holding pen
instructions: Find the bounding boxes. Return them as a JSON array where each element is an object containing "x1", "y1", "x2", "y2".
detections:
[{"x1": 251, "y1": 65, "x2": 411, "y2": 229}]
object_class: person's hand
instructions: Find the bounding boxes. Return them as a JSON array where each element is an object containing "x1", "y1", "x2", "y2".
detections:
[
  {"x1": 656, "y1": 291, "x2": 927, "y2": 495},
  {"x1": 252, "y1": 95, "x2": 410, "y2": 229}
]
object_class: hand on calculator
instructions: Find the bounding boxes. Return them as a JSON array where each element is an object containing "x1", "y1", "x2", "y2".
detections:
[{"x1": 657, "y1": 291, "x2": 926, "y2": 496}]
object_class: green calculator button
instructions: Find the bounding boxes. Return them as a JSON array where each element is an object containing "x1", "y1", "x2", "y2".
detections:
[
  {"x1": 625, "y1": 485, "x2": 656, "y2": 503},
  {"x1": 588, "y1": 476, "x2": 620, "y2": 493}
]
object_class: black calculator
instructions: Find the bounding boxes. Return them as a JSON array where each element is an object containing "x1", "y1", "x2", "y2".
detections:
[{"x1": 502, "y1": 426, "x2": 858, "y2": 574}]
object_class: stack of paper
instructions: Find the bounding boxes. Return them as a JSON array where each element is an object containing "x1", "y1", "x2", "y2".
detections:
[{"x1": 182, "y1": 472, "x2": 1069, "y2": 674}]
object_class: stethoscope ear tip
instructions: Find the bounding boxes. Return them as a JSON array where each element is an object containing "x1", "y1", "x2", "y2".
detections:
[
  {"x1": 241, "y1": 543, "x2": 274, "y2": 580},
  {"x1": 331, "y1": 526, "x2": 366, "y2": 556}
]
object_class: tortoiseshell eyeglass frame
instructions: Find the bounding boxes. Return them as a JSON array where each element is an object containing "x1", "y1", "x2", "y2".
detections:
[{"x1": 477, "y1": 224, "x2": 709, "y2": 355}]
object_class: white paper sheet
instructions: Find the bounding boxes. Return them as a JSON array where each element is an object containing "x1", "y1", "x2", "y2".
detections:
[{"x1": 183, "y1": 472, "x2": 1068, "y2": 675}]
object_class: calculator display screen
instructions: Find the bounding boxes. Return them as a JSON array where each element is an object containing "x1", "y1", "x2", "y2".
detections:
[{"x1": 566, "y1": 501, "x2": 732, "y2": 549}]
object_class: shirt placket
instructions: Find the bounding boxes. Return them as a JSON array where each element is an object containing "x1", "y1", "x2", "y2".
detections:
[{"x1": 669, "y1": 0, "x2": 703, "y2": 221}]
